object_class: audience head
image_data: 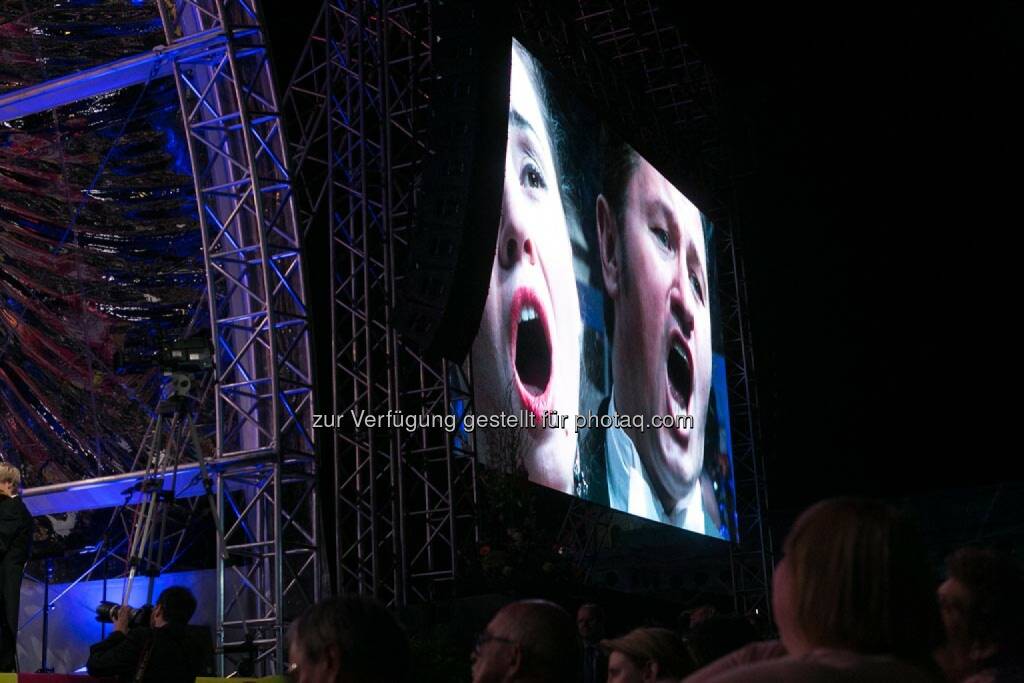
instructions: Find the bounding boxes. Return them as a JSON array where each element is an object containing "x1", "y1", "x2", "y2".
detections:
[
  {"x1": 939, "y1": 546, "x2": 1024, "y2": 671},
  {"x1": 472, "y1": 599, "x2": 578, "y2": 683},
  {"x1": 601, "y1": 627, "x2": 694, "y2": 683},
  {"x1": 287, "y1": 596, "x2": 410, "y2": 683},
  {"x1": 576, "y1": 603, "x2": 605, "y2": 644},
  {"x1": 772, "y1": 497, "x2": 942, "y2": 660},
  {"x1": 154, "y1": 586, "x2": 197, "y2": 627}
]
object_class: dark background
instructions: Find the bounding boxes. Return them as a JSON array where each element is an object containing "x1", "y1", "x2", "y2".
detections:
[
  {"x1": 264, "y1": 1, "x2": 1021, "y2": 534},
  {"x1": 663, "y1": 2, "x2": 1021, "y2": 527}
]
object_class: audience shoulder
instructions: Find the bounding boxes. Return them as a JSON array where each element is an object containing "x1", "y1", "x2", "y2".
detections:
[{"x1": 682, "y1": 641, "x2": 788, "y2": 683}]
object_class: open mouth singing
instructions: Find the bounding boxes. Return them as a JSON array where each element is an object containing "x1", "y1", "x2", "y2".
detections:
[
  {"x1": 667, "y1": 336, "x2": 694, "y2": 414},
  {"x1": 511, "y1": 289, "x2": 553, "y2": 418}
]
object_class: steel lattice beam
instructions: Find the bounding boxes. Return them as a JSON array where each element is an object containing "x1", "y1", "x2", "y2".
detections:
[
  {"x1": 380, "y1": 0, "x2": 465, "y2": 605},
  {"x1": 280, "y1": 0, "x2": 768, "y2": 618},
  {"x1": 283, "y1": 0, "x2": 473, "y2": 608},
  {"x1": 2, "y1": 0, "x2": 319, "y2": 674},
  {"x1": 0, "y1": 31, "x2": 224, "y2": 122},
  {"x1": 284, "y1": 0, "x2": 398, "y2": 604},
  {"x1": 156, "y1": 0, "x2": 319, "y2": 673},
  {"x1": 720, "y1": 227, "x2": 773, "y2": 618}
]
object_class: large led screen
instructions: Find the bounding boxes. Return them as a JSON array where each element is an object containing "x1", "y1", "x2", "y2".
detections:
[{"x1": 469, "y1": 39, "x2": 737, "y2": 540}]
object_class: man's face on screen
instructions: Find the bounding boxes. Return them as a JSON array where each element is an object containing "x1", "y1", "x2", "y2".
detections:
[
  {"x1": 611, "y1": 157, "x2": 711, "y2": 505},
  {"x1": 470, "y1": 45, "x2": 581, "y2": 493}
]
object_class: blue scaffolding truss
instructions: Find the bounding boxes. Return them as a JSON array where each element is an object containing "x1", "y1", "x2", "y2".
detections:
[{"x1": 7, "y1": 0, "x2": 319, "y2": 674}]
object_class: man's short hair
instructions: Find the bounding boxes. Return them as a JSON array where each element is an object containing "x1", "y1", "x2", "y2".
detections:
[
  {"x1": 601, "y1": 627, "x2": 693, "y2": 679},
  {"x1": 288, "y1": 596, "x2": 410, "y2": 683},
  {"x1": 596, "y1": 131, "x2": 715, "y2": 346},
  {"x1": 500, "y1": 600, "x2": 578, "y2": 682},
  {"x1": 0, "y1": 462, "x2": 21, "y2": 487},
  {"x1": 156, "y1": 586, "x2": 197, "y2": 626},
  {"x1": 946, "y1": 546, "x2": 1024, "y2": 650}
]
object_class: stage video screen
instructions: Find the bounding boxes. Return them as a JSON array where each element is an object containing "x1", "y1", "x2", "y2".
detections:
[{"x1": 468, "y1": 39, "x2": 737, "y2": 540}]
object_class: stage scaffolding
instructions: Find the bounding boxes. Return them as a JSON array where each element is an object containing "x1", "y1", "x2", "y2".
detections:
[
  {"x1": 154, "y1": 2, "x2": 319, "y2": 673},
  {"x1": 282, "y1": 0, "x2": 474, "y2": 607},
  {"x1": 8, "y1": 0, "x2": 319, "y2": 675},
  {"x1": 10, "y1": 0, "x2": 770, "y2": 670},
  {"x1": 282, "y1": 0, "x2": 771, "y2": 618}
]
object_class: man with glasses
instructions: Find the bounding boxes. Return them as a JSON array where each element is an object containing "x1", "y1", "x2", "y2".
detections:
[{"x1": 472, "y1": 600, "x2": 578, "y2": 683}]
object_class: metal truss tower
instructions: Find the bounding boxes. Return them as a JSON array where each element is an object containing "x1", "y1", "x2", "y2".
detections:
[
  {"x1": 154, "y1": 2, "x2": 319, "y2": 672},
  {"x1": 280, "y1": 0, "x2": 769, "y2": 617},
  {"x1": 282, "y1": 0, "x2": 474, "y2": 607},
  {"x1": 5, "y1": 0, "x2": 320, "y2": 674}
]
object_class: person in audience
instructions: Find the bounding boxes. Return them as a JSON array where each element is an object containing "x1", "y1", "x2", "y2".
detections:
[
  {"x1": 87, "y1": 586, "x2": 211, "y2": 683},
  {"x1": 683, "y1": 497, "x2": 945, "y2": 682},
  {"x1": 577, "y1": 603, "x2": 608, "y2": 683},
  {"x1": 286, "y1": 596, "x2": 410, "y2": 683},
  {"x1": 472, "y1": 599, "x2": 578, "y2": 683},
  {"x1": 602, "y1": 626, "x2": 696, "y2": 682},
  {"x1": 0, "y1": 462, "x2": 31, "y2": 672},
  {"x1": 935, "y1": 546, "x2": 1024, "y2": 682}
]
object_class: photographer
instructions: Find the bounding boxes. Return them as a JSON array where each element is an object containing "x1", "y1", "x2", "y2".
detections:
[{"x1": 87, "y1": 586, "x2": 210, "y2": 683}]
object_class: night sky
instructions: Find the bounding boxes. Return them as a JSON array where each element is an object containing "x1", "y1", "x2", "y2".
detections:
[{"x1": 667, "y1": 2, "x2": 1021, "y2": 518}]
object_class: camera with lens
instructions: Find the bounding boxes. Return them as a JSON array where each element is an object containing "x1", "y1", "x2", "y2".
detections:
[{"x1": 95, "y1": 601, "x2": 154, "y2": 629}]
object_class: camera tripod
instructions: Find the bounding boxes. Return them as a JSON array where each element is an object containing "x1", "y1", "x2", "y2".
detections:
[{"x1": 118, "y1": 371, "x2": 222, "y2": 609}]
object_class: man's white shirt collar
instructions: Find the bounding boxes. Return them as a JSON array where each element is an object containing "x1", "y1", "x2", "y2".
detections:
[{"x1": 605, "y1": 392, "x2": 704, "y2": 532}]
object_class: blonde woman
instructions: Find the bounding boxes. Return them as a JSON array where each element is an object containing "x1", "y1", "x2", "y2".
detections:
[
  {"x1": 685, "y1": 498, "x2": 945, "y2": 683},
  {"x1": 0, "y1": 462, "x2": 31, "y2": 672}
]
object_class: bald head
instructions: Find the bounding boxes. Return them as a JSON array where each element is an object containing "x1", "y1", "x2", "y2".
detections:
[{"x1": 472, "y1": 600, "x2": 578, "y2": 683}]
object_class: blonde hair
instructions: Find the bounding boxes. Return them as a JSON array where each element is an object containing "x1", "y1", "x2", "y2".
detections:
[
  {"x1": 0, "y1": 463, "x2": 21, "y2": 487},
  {"x1": 784, "y1": 498, "x2": 942, "y2": 658}
]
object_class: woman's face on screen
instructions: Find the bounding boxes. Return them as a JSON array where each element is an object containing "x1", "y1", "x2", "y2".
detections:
[{"x1": 471, "y1": 45, "x2": 581, "y2": 493}]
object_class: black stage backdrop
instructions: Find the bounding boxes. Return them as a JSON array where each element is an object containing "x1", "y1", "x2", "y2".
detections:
[
  {"x1": 263, "y1": 1, "x2": 1022, "y2": 535},
  {"x1": 664, "y1": 2, "x2": 1021, "y2": 533}
]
